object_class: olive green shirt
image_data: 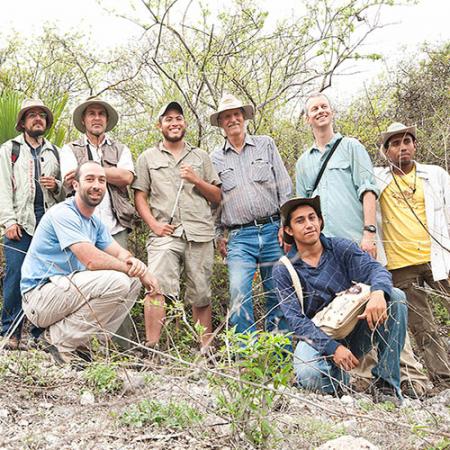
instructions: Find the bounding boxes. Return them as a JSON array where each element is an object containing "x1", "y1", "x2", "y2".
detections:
[{"x1": 133, "y1": 143, "x2": 220, "y2": 242}]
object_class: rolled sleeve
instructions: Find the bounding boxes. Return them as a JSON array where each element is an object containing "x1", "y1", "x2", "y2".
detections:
[{"x1": 349, "y1": 140, "x2": 379, "y2": 200}]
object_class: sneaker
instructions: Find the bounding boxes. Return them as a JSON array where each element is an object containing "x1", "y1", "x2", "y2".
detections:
[
  {"x1": 369, "y1": 379, "x2": 400, "y2": 406},
  {"x1": 401, "y1": 380, "x2": 427, "y2": 399}
]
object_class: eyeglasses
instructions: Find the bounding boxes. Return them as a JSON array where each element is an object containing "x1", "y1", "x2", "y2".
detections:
[{"x1": 26, "y1": 112, "x2": 48, "y2": 119}]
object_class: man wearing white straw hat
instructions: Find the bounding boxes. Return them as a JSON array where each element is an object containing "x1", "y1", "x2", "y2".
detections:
[
  {"x1": 60, "y1": 97, "x2": 135, "y2": 250},
  {"x1": 375, "y1": 122, "x2": 450, "y2": 390},
  {"x1": 133, "y1": 101, "x2": 221, "y2": 354},
  {"x1": 210, "y1": 93, "x2": 292, "y2": 335},
  {"x1": 0, "y1": 99, "x2": 64, "y2": 350}
]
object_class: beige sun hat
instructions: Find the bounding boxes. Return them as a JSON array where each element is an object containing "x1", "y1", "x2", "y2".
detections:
[
  {"x1": 209, "y1": 93, "x2": 255, "y2": 127},
  {"x1": 380, "y1": 122, "x2": 416, "y2": 148},
  {"x1": 73, "y1": 97, "x2": 119, "y2": 133},
  {"x1": 16, "y1": 99, "x2": 54, "y2": 132}
]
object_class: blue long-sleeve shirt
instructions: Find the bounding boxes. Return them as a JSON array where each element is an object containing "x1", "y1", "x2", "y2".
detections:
[{"x1": 272, "y1": 235, "x2": 393, "y2": 356}]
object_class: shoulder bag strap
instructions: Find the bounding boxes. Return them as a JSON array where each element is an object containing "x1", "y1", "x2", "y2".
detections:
[
  {"x1": 279, "y1": 256, "x2": 304, "y2": 314},
  {"x1": 312, "y1": 137, "x2": 343, "y2": 192}
]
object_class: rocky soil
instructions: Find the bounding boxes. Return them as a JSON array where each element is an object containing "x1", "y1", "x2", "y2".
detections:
[{"x1": 0, "y1": 347, "x2": 448, "y2": 450}]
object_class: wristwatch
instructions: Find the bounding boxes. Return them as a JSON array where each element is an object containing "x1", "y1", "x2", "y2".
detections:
[{"x1": 363, "y1": 225, "x2": 377, "y2": 233}]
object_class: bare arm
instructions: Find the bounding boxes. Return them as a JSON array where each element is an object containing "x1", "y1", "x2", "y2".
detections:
[
  {"x1": 360, "y1": 191, "x2": 377, "y2": 258},
  {"x1": 134, "y1": 189, "x2": 176, "y2": 236},
  {"x1": 104, "y1": 167, "x2": 134, "y2": 188}
]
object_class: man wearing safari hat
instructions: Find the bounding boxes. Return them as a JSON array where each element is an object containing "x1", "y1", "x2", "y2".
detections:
[
  {"x1": 210, "y1": 93, "x2": 292, "y2": 335},
  {"x1": 375, "y1": 122, "x2": 450, "y2": 389},
  {"x1": 60, "y1": 97, "x2": 135, "y2": 249},
  {"x1": 272, "y1": 196, "x2": 408, "y2": 404},
  {"x1": 0, "y1": 99, "x2": 64, "y2": 350},
  {"x1": 133, "y1": 101, "x2": 221, "y2": 354}
]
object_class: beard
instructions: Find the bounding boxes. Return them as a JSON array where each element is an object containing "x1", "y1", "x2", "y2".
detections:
[
  {"x1": 162, "y1": 128, "x2": 186, "y2": 143},
  {"x1": 26, "y1": 127, "x2": 45, "y2": 138},
  {"x1": 79, "y1": 188, "x2": 105, "y2": 208}
]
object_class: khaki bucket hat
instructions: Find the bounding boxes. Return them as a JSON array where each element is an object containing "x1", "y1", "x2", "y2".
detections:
[
  {"x1": 16, "y1": 99, "x2": 54, "y2": 132},
  {"x1": 73, "y1": 97, "x2": 119, "y2": 133},
  {"x1": 280, "y1": 196, "x2": 323, "y2": 244},
  {"x1": 380, "y1": 122, "x2": 416, "y2": 149},
  {"x1": 209, "y1": 93, "x2": 255, "y2": 127}
]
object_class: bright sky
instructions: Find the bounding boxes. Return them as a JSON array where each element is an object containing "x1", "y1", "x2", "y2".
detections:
[{"x1": 0, "y1": 0, "x2": 448, "y2": 104}]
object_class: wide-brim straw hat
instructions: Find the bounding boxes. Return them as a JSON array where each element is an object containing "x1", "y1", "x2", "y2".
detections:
[
  {"x1": 16, "y1": 99, "x2": 54, "y2": 132},
  {"x1": 73, "y1": 97, "x2": 119, "y2": 133},
  {"x1": 380, "y1": 122, "x2": 416, "y2": 148},
  {"x1": 209, "y1": 93, "x2": 255, "y2": 127},
  {"x1": 280, "y1": 196, "x2": 323, "y2": 245}
]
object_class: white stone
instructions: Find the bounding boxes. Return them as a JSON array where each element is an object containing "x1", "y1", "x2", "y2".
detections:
[
  {"x1": 317, "y1": 435, "x2": 379, "y2": 450},
  {"x1": 80, "y1": 391, "x2": 95, "y2": 405},
  {"x1": 340, "y1": 395, "x2": 354, "y2": 405},
  {"x1": 0, "y1": 409, "x2": 8, "y2": 418}
]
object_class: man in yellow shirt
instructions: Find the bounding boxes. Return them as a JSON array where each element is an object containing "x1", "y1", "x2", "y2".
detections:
[{"x1": 376, "y1": 122, "x2": 450, "y2": 389}]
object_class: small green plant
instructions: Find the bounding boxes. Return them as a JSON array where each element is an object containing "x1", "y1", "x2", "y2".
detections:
[
  {"x1": 210, "y1": 330, "x2": 293, "y2": 448},
  {"x1": 428, "y1": 438, "x2": 450, "y2": 450},
  {"x1": 83, "y1": 362, "x2": 123, "y2": 394},
  {"x1": 376, "y1": 401, "x2": 397, "y2": 413},
  {"x1": 119, "y1": 399, "x2": 202, "y2": 428}
]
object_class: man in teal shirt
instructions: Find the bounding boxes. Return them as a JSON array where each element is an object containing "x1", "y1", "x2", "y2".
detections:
[{"x1": 295, "y1": 92, "x2": 378, "y2": 258}]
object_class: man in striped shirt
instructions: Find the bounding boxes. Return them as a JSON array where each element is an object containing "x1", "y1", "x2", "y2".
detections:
[{"x1": 210, "y1": 94, "x2": 292, "y2": 335}]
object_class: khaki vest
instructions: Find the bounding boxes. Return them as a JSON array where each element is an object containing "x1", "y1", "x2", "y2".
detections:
[{"x1": 68, "y1": 138, "x2": 135, "y2": 230}]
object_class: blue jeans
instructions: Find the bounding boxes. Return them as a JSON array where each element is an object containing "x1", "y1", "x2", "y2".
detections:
[
  {"x1": 2, "y1": 232, "x2": 33, "y2": 338},
  {"x1": 227, "y1": 221, "x2": 288, "y2": 334},
  {"x1": 293, "y1": 288, "x2": 408, "y2": 396}
]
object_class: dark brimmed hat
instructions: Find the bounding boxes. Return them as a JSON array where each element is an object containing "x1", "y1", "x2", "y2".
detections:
[
  {"x1": 280, "y1": 196, "x2": 323, "y2": 244},
  {"x1": 73, "y1": 97, "x2": 119, "y2": 133},
  {"x1": 16, "y1": 99, "x2": 53, "y2": 132},
  {"x1": 158, "y1": 101, "x2": 183, "y2": 119}
]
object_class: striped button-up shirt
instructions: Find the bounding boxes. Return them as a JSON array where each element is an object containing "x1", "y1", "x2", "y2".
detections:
[{"x1": 211, "y1": 134, "x2": 292, "y2": 229}]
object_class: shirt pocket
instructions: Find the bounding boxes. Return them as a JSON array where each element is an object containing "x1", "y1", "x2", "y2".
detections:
[
  {"x1": 251, "y1": 159, "x2": 271, "y2": 183},
  {"x1": 327, "y1": 158, "x2": 351, "y2": 172},
  {"x1": 219, "y1": 168, "x2": 237, "y2": 192}
]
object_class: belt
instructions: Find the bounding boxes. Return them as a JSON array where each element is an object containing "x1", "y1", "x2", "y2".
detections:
[{"x1": 228, "y1": 214, "x2": 280, "y2": 230}]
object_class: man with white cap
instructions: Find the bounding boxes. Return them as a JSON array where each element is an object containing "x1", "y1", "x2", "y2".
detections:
[
  {"x1": 60, "y1": 97, "x2": 135, "y2": 249},
  {"x1": 133, "y1": 101, "x2": 221, "y2": 353},
  {"x1": 376, "y1": 122, "x2": 450, "y2": 388},
  {"x1": 0, "y1": 99, "x2": 64, "y2": 349},
  {"x1": 210, "y1": 93, "x2": 292, "y2": 335}
]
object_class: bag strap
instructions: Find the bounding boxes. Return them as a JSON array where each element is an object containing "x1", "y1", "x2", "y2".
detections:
[
  {"x1": 11, "y1": 141, "x2": 20, "y2": 167},
  {"x1": 312, "y1": 137, "x2": 343, "y2": 192},
  {"x1": 279, "y1": 256, "x2": 304, "y2": 314}
]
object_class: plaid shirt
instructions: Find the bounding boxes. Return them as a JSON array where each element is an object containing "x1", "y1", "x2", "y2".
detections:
[{"x1": 272, "y1": 235, "x2": 393, "y2": 356}]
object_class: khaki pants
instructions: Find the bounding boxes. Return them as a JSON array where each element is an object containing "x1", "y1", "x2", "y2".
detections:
[
  {"x1": 23, "y1": 270, "x2": 141, "y2": 352},
  {"x1": 352, "y1": 332, "x2": 429, "y2": 389},
  {"x1": 391, "y1": 264, "x2": 450, "y2": 382}
]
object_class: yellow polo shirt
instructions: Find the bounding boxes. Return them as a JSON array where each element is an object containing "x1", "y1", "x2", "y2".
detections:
[{"x1": 380, "y1": 167, "x2": 431, "y2": 270}]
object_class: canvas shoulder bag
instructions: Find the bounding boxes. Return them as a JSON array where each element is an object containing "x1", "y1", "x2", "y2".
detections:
[{"x1": 279, "y1": 256, "x2": 371, "y2": 340}]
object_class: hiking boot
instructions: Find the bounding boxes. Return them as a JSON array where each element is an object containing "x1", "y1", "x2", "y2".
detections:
[
  {"x1": 369, "y1": 379, "x2": 400, "y2": 406},
  {"x1": 401, "y1": 380, "x2": 427, "y2": 399},
  {"x1": 142, "y1": 342, "x2": 161, "y2": 365},
  {"x1": 0, "y1": 336, "x2": 27, "y2": 351}
]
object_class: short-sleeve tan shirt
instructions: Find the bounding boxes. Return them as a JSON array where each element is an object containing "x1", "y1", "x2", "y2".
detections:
[{"x1": 133, "y1": 142, "x2": 220, "y2": 242}]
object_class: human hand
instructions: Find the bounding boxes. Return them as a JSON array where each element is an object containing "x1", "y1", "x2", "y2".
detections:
[
  {"x1": 217, "y1": 237, "x2": 228, "y2": 259},
  {"x1": 180, "y1": 164, "x2": 200, "y2": 184},
  {"x1": 126, "y1": 257, "x2": 147, "y2": 278},
  {"x1": 40, "y1": 175, "x2": 57, "y2": 192},
  {"x1": 278, "y1": 226, "x2": 291, "y2": 253},
  {"x1": 357, "y1": 290, "x2": 388, "y2": 330},
  {"x1": 5, "y1": 224, "x2": 22, "y2": 241},
  {"x1": 360, "y1": 231, "x2": 377, "y2": 259},
  {"x1": 152, "y1": 221, "x2": 177, "y2": 237},
  {"x1": 140, "y1": 270, "x2": 159, "y2": 296},
  {"x1": 63, "y1": 170, "x2": 76, "y2": 191},
  {"x1": 333, "y1": 345, "x2": 359, "y2": 371}
]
